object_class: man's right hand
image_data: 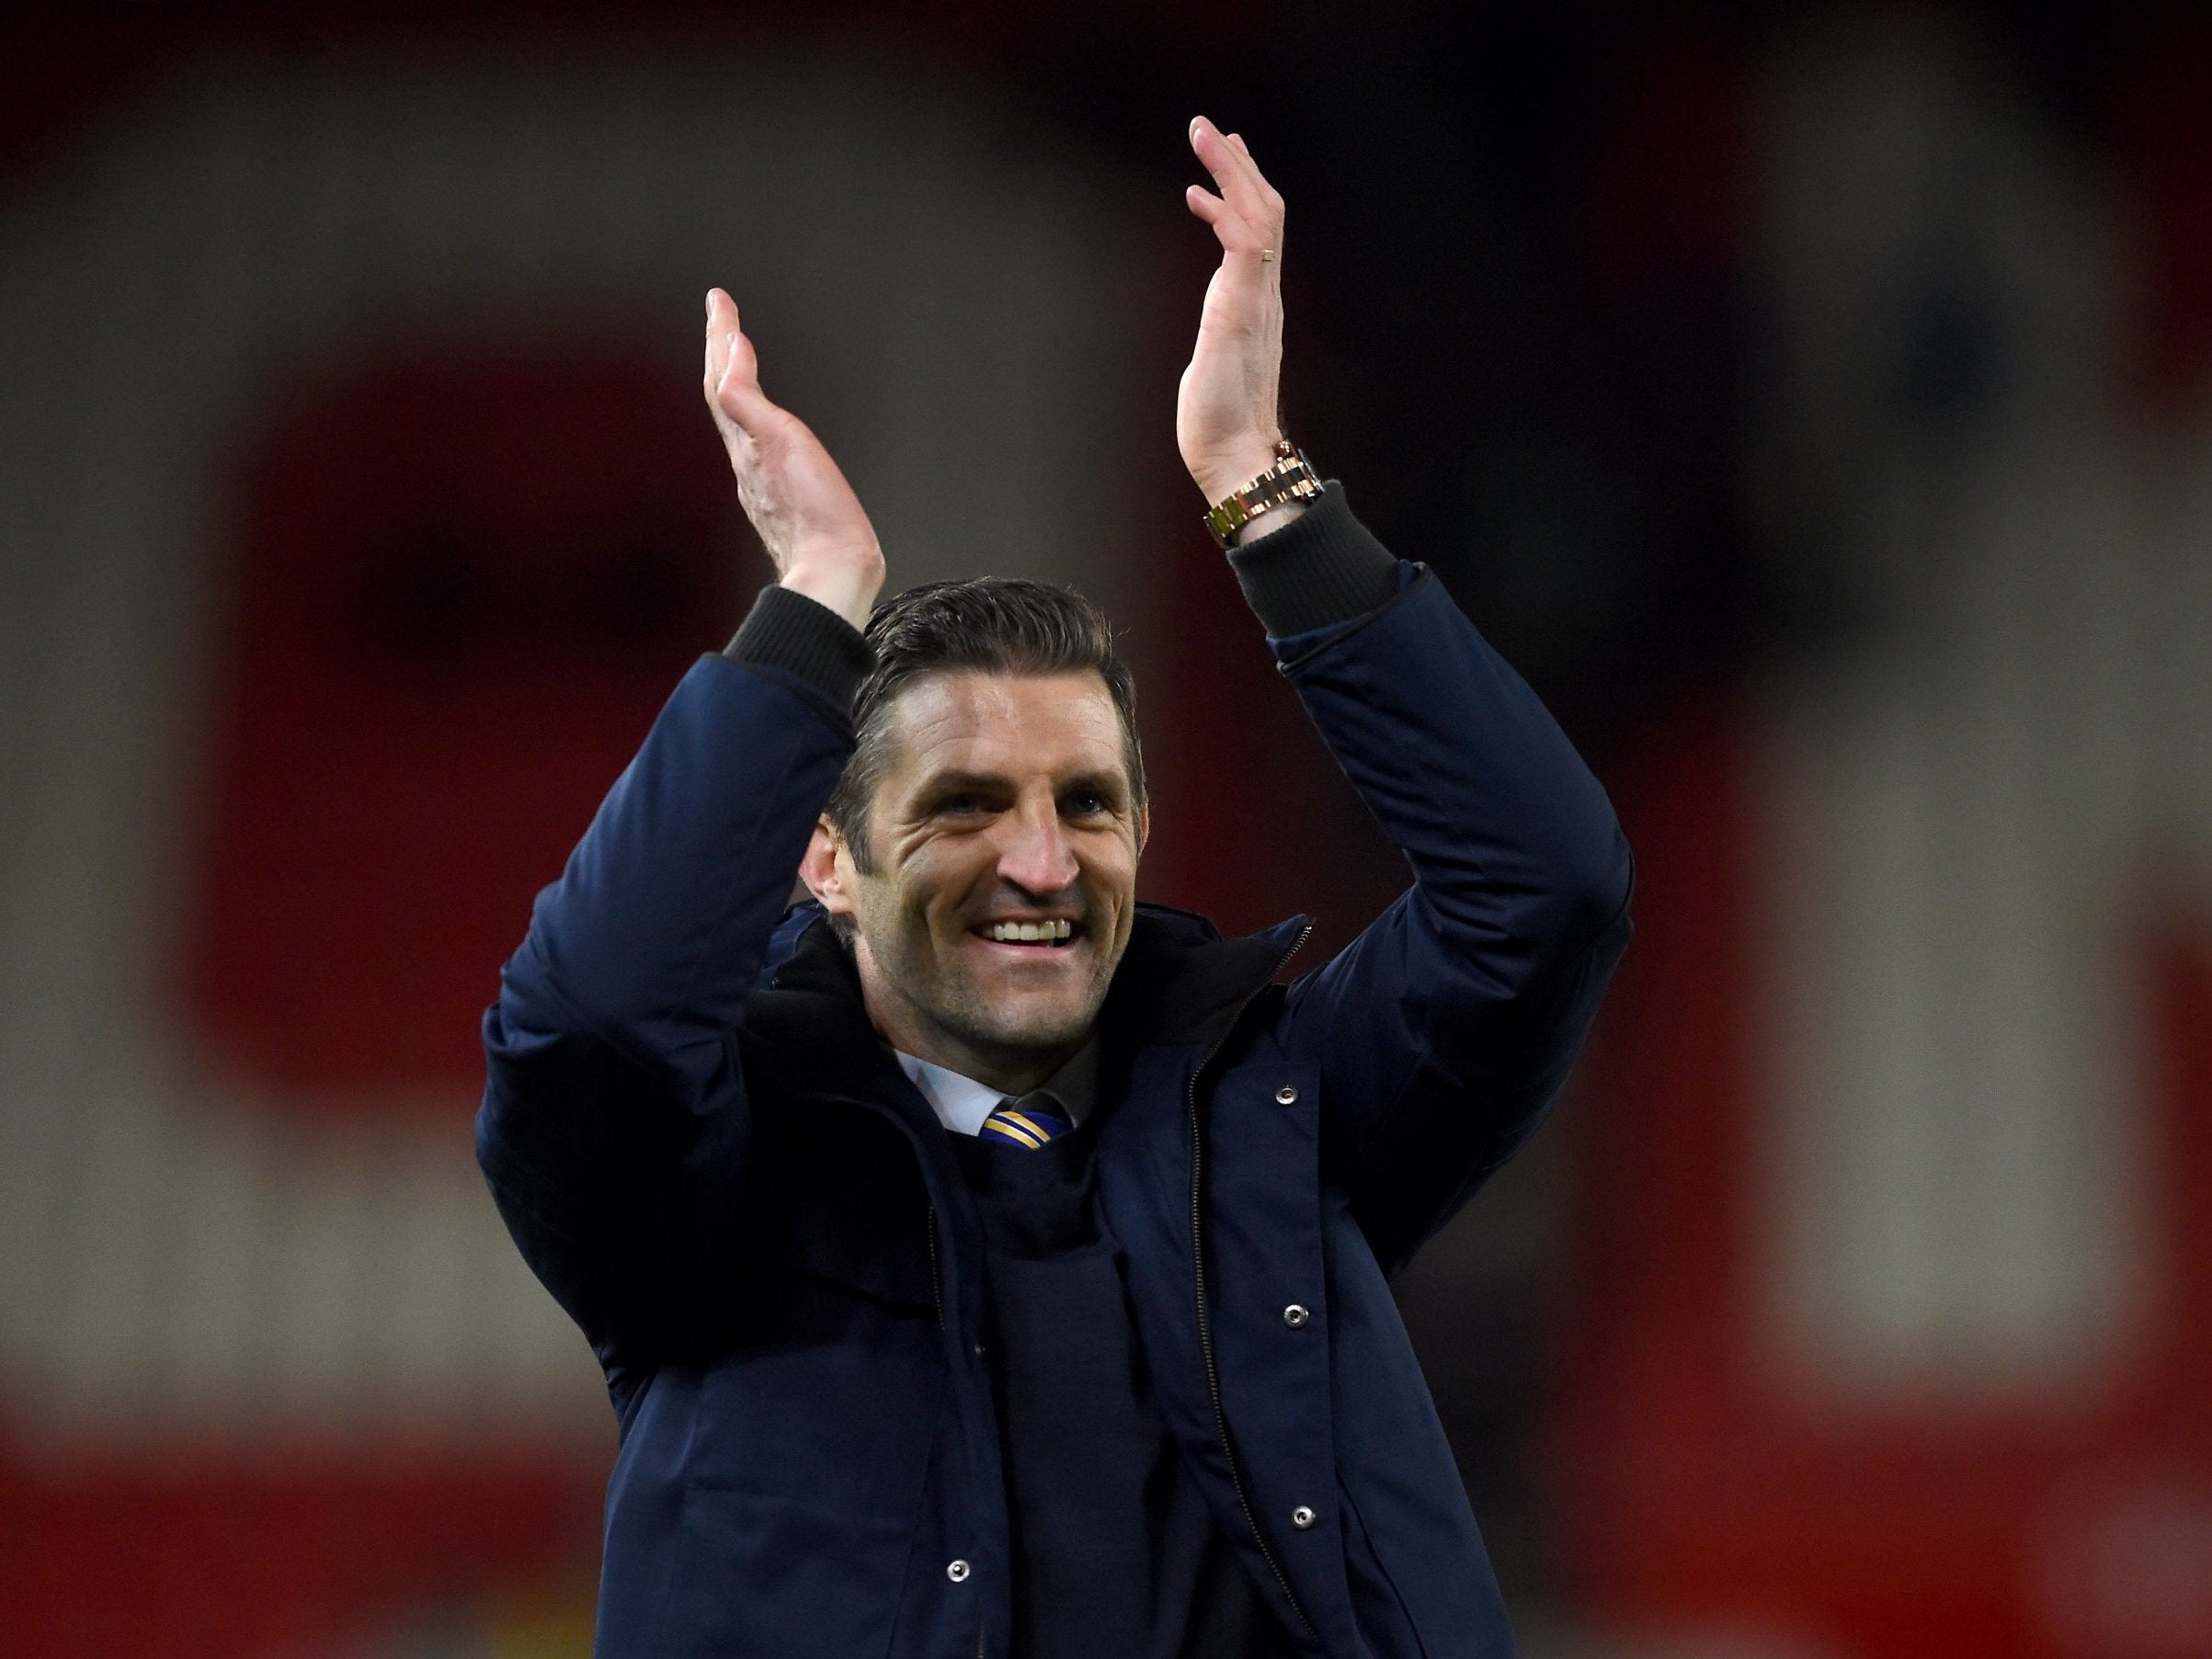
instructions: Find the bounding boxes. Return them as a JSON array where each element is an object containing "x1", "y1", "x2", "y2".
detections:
[{"x1": 703, "y1": 288, "x2": 884, "y2": 633}]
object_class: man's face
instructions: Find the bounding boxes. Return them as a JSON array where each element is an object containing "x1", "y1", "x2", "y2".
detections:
[{"x1": 808, "y1": 670, "x2": 1146, "y2": 1086}]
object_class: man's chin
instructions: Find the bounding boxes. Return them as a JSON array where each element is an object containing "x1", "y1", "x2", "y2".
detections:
[
  {"x1": 942, "y1": 986, "x2": 1103, "y2": 1060},
  {"x1": 966, "y1": 1007, "x2": 1098, "y2": 1056}
]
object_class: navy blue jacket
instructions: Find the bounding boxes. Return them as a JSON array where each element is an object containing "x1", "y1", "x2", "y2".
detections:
[{"x1": 479, "y1": 490, "x2": 1632, "y2": 1657}]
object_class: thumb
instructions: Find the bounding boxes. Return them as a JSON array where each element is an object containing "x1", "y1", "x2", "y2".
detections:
[
  {"x1": 1196, "y1": 263, "x2": 1268, "y2": 347},
  {"x1": 701, "y1": 288, "x2": 783, "y2": 438},
  {"x1": 711, "y1": 331, "x2": 786, "y2": 439}
]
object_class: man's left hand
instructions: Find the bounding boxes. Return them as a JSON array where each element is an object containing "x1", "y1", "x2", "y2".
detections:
[{"x1": 1178, "y1": 117, "x2": 1290, "y2": 513}]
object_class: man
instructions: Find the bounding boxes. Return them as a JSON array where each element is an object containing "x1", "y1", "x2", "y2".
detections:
[{"x1": 479, "y1": 118, "x2": 1631, "y2": 1658}]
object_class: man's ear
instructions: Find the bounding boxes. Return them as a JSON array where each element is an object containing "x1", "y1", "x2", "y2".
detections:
[
  {"x1": 1135, "y1": 803, "x2": 1151, "y2": 859},
  {"x1": 800, "y1": 817, "x2": 858, "y2": 918}
]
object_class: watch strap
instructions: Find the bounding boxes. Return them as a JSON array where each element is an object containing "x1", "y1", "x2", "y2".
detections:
[{"x1": 1203, "y1": 439, "x2": 1324, "y2": 548}]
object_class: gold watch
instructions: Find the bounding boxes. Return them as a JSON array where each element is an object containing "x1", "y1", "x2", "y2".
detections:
[{"x1": 1203, "y1": 438, "x2": 1322, "y2": 548}]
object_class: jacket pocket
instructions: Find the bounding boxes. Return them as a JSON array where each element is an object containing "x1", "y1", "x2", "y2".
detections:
[{"x1": 1340, "y1": 1477, "x2": 1431, "y2": 1659}]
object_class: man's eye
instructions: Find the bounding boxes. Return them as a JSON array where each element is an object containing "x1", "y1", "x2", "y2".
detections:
[
  {"x1": 937, "y1": 794, "x2": 985, "y2": 815},
  {"x1": 1064, "y1": 792, "x2": 1111, "y2": 817}
]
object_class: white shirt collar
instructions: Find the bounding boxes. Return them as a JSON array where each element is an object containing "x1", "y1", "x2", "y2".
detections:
[
  {"x1": 893, "y1": 1043, "x2": 1097, "y2": 1138},
  {"x1": 895, "y1": 1051, "x2": 1007, "y2": 1139}
]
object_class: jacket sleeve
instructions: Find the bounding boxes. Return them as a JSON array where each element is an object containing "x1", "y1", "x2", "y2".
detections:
[
  {"x1": 1242, "y1": 489, "x2": 1634, "y2": 1274},
  {"x1": 475, "y1": 585, "x2": 870, "y2": 1359}
]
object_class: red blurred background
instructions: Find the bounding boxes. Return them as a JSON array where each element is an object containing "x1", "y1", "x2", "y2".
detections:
[{"x1": 5, "y1": 5, "x2": 2210, "y2": 1654}]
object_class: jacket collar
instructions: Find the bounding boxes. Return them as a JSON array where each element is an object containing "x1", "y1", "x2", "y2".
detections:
[{"x1": 1095, "y1": 903, "x2": 1311, "y2": 1050}]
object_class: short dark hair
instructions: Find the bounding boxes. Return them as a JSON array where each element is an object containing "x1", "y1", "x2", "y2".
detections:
[{"x1": 825, "y1": 577, "x2": 1145, "y2": 873}]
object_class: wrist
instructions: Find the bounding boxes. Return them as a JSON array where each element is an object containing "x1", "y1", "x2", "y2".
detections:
[
  {"x1": 780, "y1": 551, "x2": 882, "y2": 633},
  {"x1": 1190, "y1": 432, "x2": 1286, "y2": 505},
  {"x1": 1199, "y1": 436, "x2": 1320, "y2": 550},
  {"x1": 1229, "y1": 499, "x2": 1307, "y2": 546}
]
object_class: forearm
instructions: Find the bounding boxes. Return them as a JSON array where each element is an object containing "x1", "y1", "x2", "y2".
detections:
[
  {"x1": 496, "y1": 585, "x2": 870, "y2": 1088},
  {"x1": 1262, "y1": 494, "x2": 1630, "y2": 1264},
  {"x1": 1231, "y1": 477, "x2": 1617, "y2": 926},
  {"x1": 1266, "y1": 489, "x2": 1630, "y2": 987}
]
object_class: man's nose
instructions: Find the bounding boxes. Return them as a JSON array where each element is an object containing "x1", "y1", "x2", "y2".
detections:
[{"x1": 996, "y1": 801, "x2": 1078, "y2": 895}]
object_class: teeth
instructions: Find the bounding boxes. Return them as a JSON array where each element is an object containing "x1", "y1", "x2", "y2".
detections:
[{"x1": 986, "y1": 919, "x2": 1072, "y2": 943}]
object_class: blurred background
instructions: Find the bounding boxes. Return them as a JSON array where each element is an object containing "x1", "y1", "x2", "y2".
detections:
[{"x1": 4, "y1": 2, "x2": 2210, "y2": 1654}]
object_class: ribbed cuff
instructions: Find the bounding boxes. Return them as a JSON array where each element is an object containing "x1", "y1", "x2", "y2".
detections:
[
  {"x1": 1225, "y1": 482, "x2": 1399, "y2": 637},
  {"x1": 724, "y1": 585, "x2": 876, "y2": 714}
]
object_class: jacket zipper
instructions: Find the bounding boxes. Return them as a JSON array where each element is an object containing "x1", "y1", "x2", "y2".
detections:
[
  {"x1": 1189, "y1": 920, "x2": 1315, "y2": 1640},
  {"x1": 926, "y1": 1205, "x2": 945, "y2": 1328}
]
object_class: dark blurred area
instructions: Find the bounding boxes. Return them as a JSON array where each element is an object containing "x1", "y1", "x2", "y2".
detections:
[{"x1": 6, "y1": 4, "x2": 2211, "y2": 1655}]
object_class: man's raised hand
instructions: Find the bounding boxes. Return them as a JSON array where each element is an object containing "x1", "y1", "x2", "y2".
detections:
[
  {"x1": 703, "y1": 288, "x2": 884, "y2": 632},
  {"x1": 1179, "y1": 118, "x2": 1291, "y2": 520}
]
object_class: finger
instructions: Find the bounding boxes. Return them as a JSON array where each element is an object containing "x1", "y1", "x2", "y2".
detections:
[
  {"x1": 1185, "y1": 155, "x2": 1263, "y2": 249},
  {"x1": 1225, "y1": 131, "x2": 1284, "y2": 206},
  {"x1": 703, "y1": 288, "x2": 746, "y2": 392},
  {"x1": 1190, "y1": 117, "x2": 1278, "y2": 233},
  {"x1": 1186, "y1": 197, "x2": 1280, "y2": 293},
  {"x1": 1186, "y1": 186, "x2": 1280, "y2": 278},
  {"x1": 1188, "y1": 129, "x2": 1283, "y2": 276},
  {"x1": 1223, "y1": 134, "x2": 1286, "y2": 250},
  {"x1": 1188, "y1": 118, "x2": 1258, "y2": 215},
  {"x1": 705, "y1": 287, "x2": 745, "y2": 357}
]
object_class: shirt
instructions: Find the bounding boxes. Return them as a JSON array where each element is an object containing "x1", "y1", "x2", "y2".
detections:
[{"x1": 895, "y1": 1041, "x2": 1098, "y2": 1137}]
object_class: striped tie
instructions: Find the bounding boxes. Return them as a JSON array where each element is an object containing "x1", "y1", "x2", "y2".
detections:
[{"x1": 979, "y1": 1101, "x2": 1071, "y2": 1150}]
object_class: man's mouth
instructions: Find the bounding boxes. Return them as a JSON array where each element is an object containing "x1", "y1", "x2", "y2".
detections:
[{"x1": 973, "y1": 918, "x2": 1078, "y2": 948}]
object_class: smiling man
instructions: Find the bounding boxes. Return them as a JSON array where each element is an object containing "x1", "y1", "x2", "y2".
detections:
[
  {"x1": 480, "y1": 119, "x2": 1632, "y2": 1659},
  {"x1": 805, "y1": 622, "x2": 1148, "y2": 1093}
]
